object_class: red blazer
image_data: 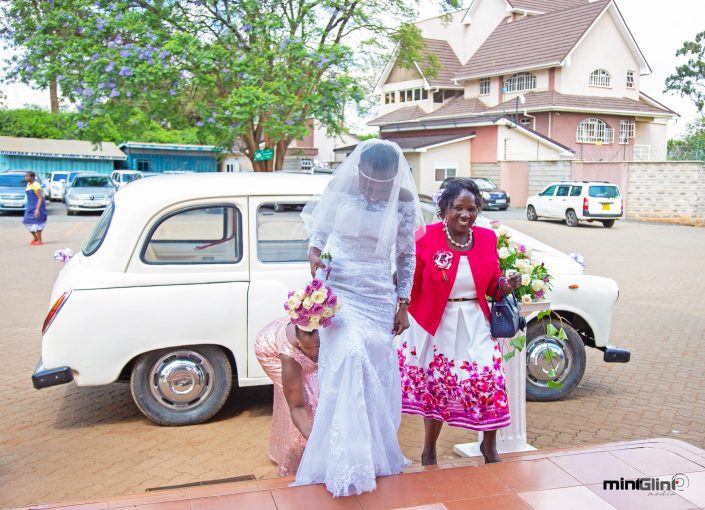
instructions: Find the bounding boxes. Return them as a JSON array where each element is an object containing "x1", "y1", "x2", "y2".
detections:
[{"x1": 409, "y1": 222, "x2": 502, "y2": 336}]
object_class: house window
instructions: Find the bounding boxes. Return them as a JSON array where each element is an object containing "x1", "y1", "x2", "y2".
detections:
[
  {"x1": 434, "y1": 166, "x2": 457, "y2": 182},
  {"x1": 626, "y1": 70, "x2": 635, "y2": 89},
  {"x1": 576, "y1": 118, "x2": 614, "y2": 144},
  {"x1": 136, "y1": 159, "x2": 150, "y2": 172},
  {"x1": 589, "y1": 69, "x2": 611, "y2": 88},
  {"x1": 504, "y1": 72, "x2": 537, "y2": 93},
  {"x1": 619, "y1": 120, "x2": 635, "y2": 144},
  {"x1": 300, "y1": 158, "x2": 313, "y2": 172},
  {"x1": 398, "y1": 87, "x2": 428, "y2": 103},
  {"x1": 480, "y1": 77, "x2": 491, "y2": 96},
  {"x1": 520, "y1": 118, "x2": 532, "y2": 127},
  {"x1": 384, "y1": 91, "x2": 396, "y2": 104}
]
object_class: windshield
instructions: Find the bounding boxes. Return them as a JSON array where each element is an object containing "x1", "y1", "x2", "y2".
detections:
[
  {"x1": 588, "y1": 185, "x2": 620, "y2": 198},
  {"x1": 72, "y1": 176, "x2": 112, "y2": 188},
  {"x1": 472, "y1": 178, "x2": 496, "y2": 189},
  {"x1": 0, "y1": 174, "x2": 26, "y2": 187},
  {"x1": 51, "y1": 173, "x2": 68, "y2": 182},
  {"x1": 83, "y1": 203, "x2": 114, "y2": 256},
  {"x1": 123, "y1": 173, "x2": 141, "y2": 183}
]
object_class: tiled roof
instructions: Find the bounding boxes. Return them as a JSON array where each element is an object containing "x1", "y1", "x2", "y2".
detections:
[
  {"x1": 0, "y1": 136, "x2": 127, "y2": 160},
  {"x1": 385, "y1": 133, "x2": 475, "y2": 150},
  {"x1": 454, "y1": 0, "x2": 610, "y2": 80},
  {"x1": 506, "y1": 0, "x2": 589, "y2": 13},
  {"x1": 419, "y1": 96, "x2": 489, "y2": 120},
  {"x1": 368, "y1": 106, "x2": 428, "y2": 126},
  {"x1": 421, "y1": 39, "x2": 463, "y2": 87},
  {"x1": 379, "y1": 114, "x2": 505, "y2": 132},
  {"x1": 483, "y1": 91, "x2": 674, "y2": 115}
]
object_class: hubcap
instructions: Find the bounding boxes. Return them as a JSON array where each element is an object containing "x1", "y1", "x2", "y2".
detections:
[
  {"x1": 149, "y1": 350, "x2": 214, "y2": 410},
  {"x1": 526, "y1": 336, "x2": 572, "y2": 389}
]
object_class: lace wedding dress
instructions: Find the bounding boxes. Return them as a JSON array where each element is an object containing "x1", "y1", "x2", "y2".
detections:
[{"x1": 293, "y1": 193, "x2": 417, "y2": 496}]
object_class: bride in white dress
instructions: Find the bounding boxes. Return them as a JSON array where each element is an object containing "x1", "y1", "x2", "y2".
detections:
[{"x1": 294, "y1": 139, "x2": 425, "y2": 496}]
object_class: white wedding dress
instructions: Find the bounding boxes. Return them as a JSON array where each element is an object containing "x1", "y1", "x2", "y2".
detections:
[{"x1": 293, "y1": 193, "x2": 417, "y2": 496}]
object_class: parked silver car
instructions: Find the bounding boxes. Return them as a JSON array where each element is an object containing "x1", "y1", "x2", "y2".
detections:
[
  {"x1": 65, "y1": 174, "x2": 116, "y2": 215},
  {"x1": 0, "y1": 171, "x2": 29, "y2": 213}
]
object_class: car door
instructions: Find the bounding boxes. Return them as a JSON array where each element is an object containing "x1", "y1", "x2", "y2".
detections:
[
  {"x1": 534, "y1": 185, "x2": 557, "y2": 216},
  {"x1": 123, "y1": 199, "x2": 250, "y2": 383},
  {"x1": 247, "y1": 196, "x2": 313, "y2": 380},
  {"x1": 550, "y1": 185, "x2": 572, "y2": 218}
]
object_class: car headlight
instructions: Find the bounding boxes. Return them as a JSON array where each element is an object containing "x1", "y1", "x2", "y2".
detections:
[{"x1": 481, "y1": 191, "x2": 490, "y2": 199}]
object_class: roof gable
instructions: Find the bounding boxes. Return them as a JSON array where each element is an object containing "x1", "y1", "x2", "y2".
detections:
[
  {"x1": 368, "y1": 105, "x2": 429, "y2": 126},
  {"x1": 421, "y1": 39, "x2": 464, "y2": 87},
  {"x1": 454, "y1": 0, "x2": 611, "y2": 80}
]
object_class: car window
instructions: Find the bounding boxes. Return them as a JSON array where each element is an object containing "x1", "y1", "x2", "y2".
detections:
[
  {"x1": 72, "y1": 176, "x2": 112, "y2": 188},
  {"x1": 124, "y1": 173, "x2": 141, "y2": 183},
  {"x1": 569, "y1": 186, "x2": 582, "y2": 197},
  {"x1": 143, "y1": 206, "x2": 242, "y2": 264},
  {"x1": 556, "y1": 185, "x2": 570, "y2": 197},
  {"x1": 52, "y1": 173, "x2": 68, "y2": 182},
  {"x1": 83, "y1": 203, "x2": 115, "y2": 256},
  {"x1": 257, "y1": 202, "x2": 309, "y2": 263},
  {"x1": 541, "y1": 185, "x2": 557, "y2": 196},
  {"x1": 588, "y1": 185, "x2": 620, "y2": 198},
  {"x1": 471, "y1": 178, "x2": 495, "y2": 189},
  {"x1": 0, "y1": 174, "x2": 26, "y2": 187}
]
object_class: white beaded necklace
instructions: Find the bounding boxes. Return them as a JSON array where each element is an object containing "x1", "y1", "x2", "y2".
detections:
[{"x1": 444, "y1": 219, "x2": 473, "y2": 249}]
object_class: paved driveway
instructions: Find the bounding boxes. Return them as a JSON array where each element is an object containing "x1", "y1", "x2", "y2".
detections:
[{"x1": 1, "y1": 206, "x2": 704, "y2": 508}]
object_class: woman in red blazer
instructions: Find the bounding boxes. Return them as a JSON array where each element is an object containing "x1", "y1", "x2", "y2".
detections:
[{"x1": 398, "y1": 178, "x2": 521, "y2": 465}]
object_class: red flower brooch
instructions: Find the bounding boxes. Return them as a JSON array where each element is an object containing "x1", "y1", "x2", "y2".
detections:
[{"x1": 433, "y1": 250, "x2": 453, "y2": 281}]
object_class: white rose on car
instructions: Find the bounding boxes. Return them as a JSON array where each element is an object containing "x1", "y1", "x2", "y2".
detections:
[
  {"x1": 525, "y1": 246, "x2": 533, "y2": 258},
  {"x1": 498, "y1": 225, "x2": 509, "y2": 237},
  {"x1": 521, "y1": 274, "x2": 531, "y2": 286},
  {"x1": 522, "y1": 294, "x2": 533, "y2": 304},
  {"x1": 498, "y1": 247, "x2": 510, "y2": 259},
  {"x1": 531, "y1": 279, "x2": 544, "y2": 292}
]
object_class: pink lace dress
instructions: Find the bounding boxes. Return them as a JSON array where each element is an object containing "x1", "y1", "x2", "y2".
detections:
[
  {"x1": 254, "y1": 318, "x2": 319, "y2": 476},
  {"x1": 397, "y1": 255, "x2": 511, "y2": 431}
]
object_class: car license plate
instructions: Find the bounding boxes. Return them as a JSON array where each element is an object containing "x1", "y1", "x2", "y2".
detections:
[
  {"x1": 6, "y1": 201, "x2": 24, "y2": 207},
  {"x1": 82, "y1": 201, "x2": 96, "y2": 207},
  {"x1": 602, "y1": 203, "x2": 610, "y2": 211},
  {"x1": 495, "y1": 199, "x2": 507, "y2": 204}
]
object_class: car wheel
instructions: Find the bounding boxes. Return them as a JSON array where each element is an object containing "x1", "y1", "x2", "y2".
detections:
[
  {"x1": 526, "y1": 205, "x2": 538, "y2": 221},
  {"x1": 525, "y1": 319, "x2": 586, "y2": 401},
  {"x1": 130, "y1": 345, "x2": 233, "y2": 426},
  {"x1": 565, "y1": 209, "x2": 579, "y2": 227},
  {"x1": 601, "y1": 219, "x2": 615, "y2": 228}
]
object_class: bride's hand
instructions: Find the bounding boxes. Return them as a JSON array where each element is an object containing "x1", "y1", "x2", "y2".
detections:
[
  {"x1": 308, "y1": 247, "x2": 326, "y2": 278},
  {"x1": 392, "y1": 305, "x2": 410, "y2": 336}
]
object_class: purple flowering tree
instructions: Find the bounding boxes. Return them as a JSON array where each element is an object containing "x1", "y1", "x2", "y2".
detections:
[{"x1": 1, "y1": 0, "x2": 460, "y2": 170}]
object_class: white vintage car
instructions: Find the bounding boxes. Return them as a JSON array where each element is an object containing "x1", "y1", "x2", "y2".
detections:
[{"x1": 33, "y1": 173, "x2": 630, "y2": 425}]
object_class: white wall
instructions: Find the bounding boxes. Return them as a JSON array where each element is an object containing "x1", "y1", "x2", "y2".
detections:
[
  {"x1": 416, "y1": 140, "x2": 472, "y2": 195},
  {"x1": 496, "y1": 126, "x2": 565, "y2": 161},
  {"x1": 558, "y1": 9, "x2": 641, "y2": 100},
  {"x1": 635, "y1": 120, "x2": 668, "y2": 160}
]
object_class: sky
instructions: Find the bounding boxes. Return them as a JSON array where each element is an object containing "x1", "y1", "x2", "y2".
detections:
[{"x1": 2, "y1": 0, "x2": 704, "y2": 138}]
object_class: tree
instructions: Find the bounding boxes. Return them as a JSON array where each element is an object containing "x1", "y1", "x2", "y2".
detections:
[
  {"x1": 1, "y1": 0, "x2": 460, "y2": 170},
  {"x1": 665, "y1": 31, "x2": 705, "y2": 113},
  {"x1": 668, "y1": 118, "x2": 705, "y2": 161}
]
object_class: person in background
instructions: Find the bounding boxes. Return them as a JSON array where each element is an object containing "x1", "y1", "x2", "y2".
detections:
[
  {"x1": 24, "y1": 171, "x2": 47, "y2": 246},
  {"x1": 255, "y1": 317, "x2": 320, "y2": 476},
  {"x1": 398, "y1": 178, "x2": 521, "y2": 465}
]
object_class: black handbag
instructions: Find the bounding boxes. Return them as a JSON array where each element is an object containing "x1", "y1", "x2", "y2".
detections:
[{"x1": 490, "y1": 281, "x2": 527, "y2": 338}]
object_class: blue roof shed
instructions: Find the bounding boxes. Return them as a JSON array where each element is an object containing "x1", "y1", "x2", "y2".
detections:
[
  {"x1": 0, "y1": 136, "x2": 126, "y2": 177},
  {"x1": 118, "y1": 142, "x2": 221, "y2": 173}
]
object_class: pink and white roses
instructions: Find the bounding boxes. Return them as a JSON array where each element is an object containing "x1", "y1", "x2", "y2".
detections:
[{"x1": 284, "y1": 278, "x2": 340, "y2": 332}]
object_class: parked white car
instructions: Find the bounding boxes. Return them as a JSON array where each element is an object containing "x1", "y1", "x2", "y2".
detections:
[
  {"x1": 32, "y1": 174, "x2": 630, "y2": 426},
  {"x1": 111, "y1": 170, "x2": 143, "y2": 189},
  {"x1": 48, "y1": 171, "x2": 70, "y2": 201},
  {"x1": 526, "y1": 181, "x2": 623, "y2": 227}
]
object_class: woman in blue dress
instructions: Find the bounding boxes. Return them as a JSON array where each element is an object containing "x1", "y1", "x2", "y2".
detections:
[{"x1": 24, "y1": 171, "x2": 47, "y2": 245}]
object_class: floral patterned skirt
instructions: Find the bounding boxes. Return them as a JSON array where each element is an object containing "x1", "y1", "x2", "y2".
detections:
[{"x1": 397, "y1": 301, "x2": 511, "y2": 431}]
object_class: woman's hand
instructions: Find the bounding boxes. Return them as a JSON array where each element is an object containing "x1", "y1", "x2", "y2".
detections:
[
  {"x1": 392, "y1": 304, "x2": 410, "y2": 336},
  {"x1": 502, "y1": 272, "x2": 523, "y2": 294},
  {"x1": 308, "y1": 247, "x2": 326, "y2": 278}
]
